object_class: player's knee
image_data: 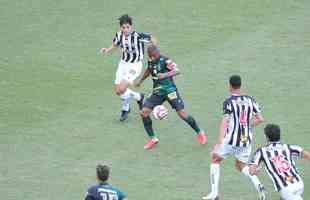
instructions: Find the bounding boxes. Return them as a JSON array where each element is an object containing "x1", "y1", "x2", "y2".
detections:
[
  {"x1": 114, "y1": 86, "x2": 120, "y2": 96},
  {"x1": 115, "y1": 90, "x2": 122, "y2": 96},
  {"x1": 211, "y1": 153, "x2": 222, "y2": 164},
  {"x1": 177, "y1": 109, "x2": 187, "y2": 119},
  {"x1": 140, "y1": 110, "x2": 149, "y2": 118},
  {"x1": 235, "y1": 160, "x2": 244, "y2": 172},
  {"x1": 114, "y1": 86, "x2": 124, "y2": 96},
  {"x1": 118, "y1": 87, "x2": 126, "y2": 95}
]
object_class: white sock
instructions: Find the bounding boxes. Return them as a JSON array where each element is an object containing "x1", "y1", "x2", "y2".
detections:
[
  {"x1": 120, "y1": 89, "x2": 141, "y2": 111},
  {"x1": 120, "y1": 89, "x2": 131, "y2": 100},
  {"x1": 120, "y1": 89, "x2": 131, "y2": 112},
  {"x1": 241, "y1": 166, "x2": 262, "y2": 193},
  {"x1": 121, "y1": 98, "x2": 130, "y2": 111},
  {"x1": 210, "y1": 163, "x2": 220, "y2": 196},
  {"x1": 126, "y1": 88, "x2": 141, "y2": 101}
]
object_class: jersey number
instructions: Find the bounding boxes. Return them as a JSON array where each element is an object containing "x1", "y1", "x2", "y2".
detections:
[
  {"x1": 239, "y1": 110, "x2": 247, "y2": 125},
  {"x1": 271, "y1": 155, "x2": 291, "y2": 174},
  {"x1": 100, "y1": 192, "x2": 118, "y2": 200}
]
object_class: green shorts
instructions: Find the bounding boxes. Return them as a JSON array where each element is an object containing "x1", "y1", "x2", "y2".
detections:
[{"x1": 143, "y1": 90, "x2": 185, "y2": 111}]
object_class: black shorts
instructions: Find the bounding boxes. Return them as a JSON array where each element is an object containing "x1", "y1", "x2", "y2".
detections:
[{"x1": 143, "y1": 90, "x2": 185, "y2": 111}]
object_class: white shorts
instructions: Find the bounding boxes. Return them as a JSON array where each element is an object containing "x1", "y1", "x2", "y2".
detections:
[
  {"x1": 215, "y1": 140, "x2": 252, "y2": 163},
  {"x1": 280, "y1": 181, "x2": 304, "y2": 200},
  {"x1": 114, "y1": 60, "x2": 142, "y2": 85}
]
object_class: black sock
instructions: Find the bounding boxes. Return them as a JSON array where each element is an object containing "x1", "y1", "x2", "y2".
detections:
[{"x1": 182, "y1": 115, "x2": 201, "y2": 134}]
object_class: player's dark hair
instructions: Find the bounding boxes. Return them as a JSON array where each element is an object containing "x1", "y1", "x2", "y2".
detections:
[
  {"x1": 96, "y1": 163, "x2": 110, "y2": 182},
  {"x1": 147, "y1": 44, "x2": 160, "y2": 56},
  {"x1": 229, "y1": 75, "x2": 242, "y2": 89},
  {"x1": 118, "y1": 14, "x2": 132, "y2": 26},
  {"x1": 264, "y1": 124, "x2": 281, "y2": 142}
]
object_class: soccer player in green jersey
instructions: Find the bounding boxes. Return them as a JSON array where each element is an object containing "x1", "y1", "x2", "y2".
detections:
[{"x1": 135, "y1": 45, "x2": 207, "y2": 149}]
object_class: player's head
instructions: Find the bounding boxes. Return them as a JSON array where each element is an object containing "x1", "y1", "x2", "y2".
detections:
[
  {"x1": 118, "y1": 14, "x2": 132, "y2": 35},
  {"x1": 96, "y1": 163, "x2": 110, "y2": 183},
  {"x1": 264, "y1": 124, "x2": 281, "y2": 142},
  {"x1": 229, "y1": 75, "x2": 242, "y2": 91},
  {"x1": 147, "y1": 45, "x2": 160, "y2": 61}
]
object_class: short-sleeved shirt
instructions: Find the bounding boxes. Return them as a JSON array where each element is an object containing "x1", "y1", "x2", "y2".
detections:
[
  {"x1": 222, "y1": 95, "x2": 261, "y2": 147},
  {"x1": 113, "y1": 31, "x2": 151, "y2": 63},
  {"x1": 85, "y1": 183, "x2": 126, "y2": 200},
  {"x1": 148, "y1": 55, "x2": 178, "y2": 96},
  {"x1": 252, "y1": 142, "x2": 303, "y2": 191}
]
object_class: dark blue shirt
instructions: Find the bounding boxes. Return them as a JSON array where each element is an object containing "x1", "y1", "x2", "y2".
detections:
[{"x1": 85, "y1": 183, "x2": 126, "y2": 200}]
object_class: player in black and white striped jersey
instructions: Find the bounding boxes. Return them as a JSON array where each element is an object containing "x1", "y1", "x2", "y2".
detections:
[
  {"x1": 250, "y1": 124, "x2": 310, "y2": 200},
  {"x1": 100, "y1": 14, "x2": 156, "y2": 121},
  {"x1": 203, "y1": 75, "x2": 266, "y2": 200}
]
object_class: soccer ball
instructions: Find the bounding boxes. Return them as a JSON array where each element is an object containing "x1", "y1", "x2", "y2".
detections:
[{"x1": 153, "y1": 105, "x2": 168, "y2": 120}]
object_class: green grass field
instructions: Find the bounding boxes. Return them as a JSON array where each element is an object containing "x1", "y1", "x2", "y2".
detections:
[{"x1": 1, "y1": 0, "x2": 310, "y2": 199}]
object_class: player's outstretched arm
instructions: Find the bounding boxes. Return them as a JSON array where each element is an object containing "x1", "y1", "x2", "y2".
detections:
[
  {"x1": 99, "y1": 43, "x2": 117, "y2": 55},
  {"x1": 302, "y1": 150, "x2": 310, "y2": 160},
  {"x1": 157, "y1": 68, "x2": 180, "y2": 80},
  {"x1": 150, "y1": 35, "x2": 157, "y2": 45},
  {"x1": 212, "y1": 116, "x2": 228, "y2": 152},
  {"x1": 135, "y1": 68, "x2": 151, "y2": 87},
  {"x1": 157, "y1": 60, "x2": 180, "y2": 80},
  {"x1": 251, "y1": 113, "x2": 264, "y2": 128}
]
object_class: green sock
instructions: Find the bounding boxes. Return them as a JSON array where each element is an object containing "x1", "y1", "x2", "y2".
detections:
[
  {"x1": 142, "y1": 116, "x2": 155, "y2": 138},
  {"x1": 182, "y1": 115, "x2": 201, "y2": 134}
]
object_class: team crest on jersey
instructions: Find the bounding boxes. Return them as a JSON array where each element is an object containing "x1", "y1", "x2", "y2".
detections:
[
  {"x1": 124, "y1": 38, "x2": 129, "y2": 45},
  {"x1": 285, "y1": 175, "x2": 294, "y2": 183},
  {"x1": 240, "y1": 135, "x2": 248, "y2": 143}
]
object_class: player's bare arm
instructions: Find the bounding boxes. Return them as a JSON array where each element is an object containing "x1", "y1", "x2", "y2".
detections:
[
  {"x1": 157, "y1": 67, "x2": 180, "y2": 80},
  {"x1": 251, "y1": 113, "x2": 264, "y2": 128},
  {"x1": 302, "y1": 150, "x2": 310, "y2": 160},
  {"x1": 150, "y1": 35, "x2": 157, "y2": 45},
  {"x1": 99, "y1": 43, "x2": 117, "y2": 54},
  {"x1": 213, "y1": 115, "x2": 228, "y2": 152},
  {"x1": 157, "y1": 59, "x2": 180, "y2": 80},
  {"x1": 135, "y1": 68, "x2": 151, "y2": 87}
]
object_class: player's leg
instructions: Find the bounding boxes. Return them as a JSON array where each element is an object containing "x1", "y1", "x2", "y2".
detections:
[
  {"x1": 176, "y1": 109, "x2": 207, "y2": 144},
  {"x1": 140, "y1": 94, "x2": 164, "y2": 149},
  {"x1": 168, "y1": 91, "x2": 207, "y2": 144},
  {"x1": 235, "y1": 147, "x2": 266, "y2": 200},
  {"x1": 140, "y1": 107, "x2": 155, "y2": 137},
  {"x1": 115, "y1": 81, "x2": 132, "y2": 121},
  {"x1": 114, "y1": 61, "x2": 144, "y2": 121},
  {"x1": 203, "y1": 144, "x2": 232, "y2": 200}
]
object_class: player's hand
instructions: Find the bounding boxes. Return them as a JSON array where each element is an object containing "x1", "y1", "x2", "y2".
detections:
[
  {"x1": 157, "y1": 73, "x2": 166, "y2": 80},
  {"x1": 99, "y1": 47, "x2": 109, "y2": 54},
  {"x1": 249, "y1": 165, "x2": 260, "y2": 175}
]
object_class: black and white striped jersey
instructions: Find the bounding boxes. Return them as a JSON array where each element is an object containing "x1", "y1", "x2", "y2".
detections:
[
  {"x1": 223, "y1": 95, "x2": 261, "y2": 147},
  {"x1": 113, "y1": 31, "x2": 151, "y2": 63},
  {"x1": 252, "y1": 142, "x2": 303, "y2": 191}
]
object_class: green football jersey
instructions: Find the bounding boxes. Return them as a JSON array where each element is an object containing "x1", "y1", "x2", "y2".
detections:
[{"x1": 148, "y1": 55, "x2": 177, "y2": 95}]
